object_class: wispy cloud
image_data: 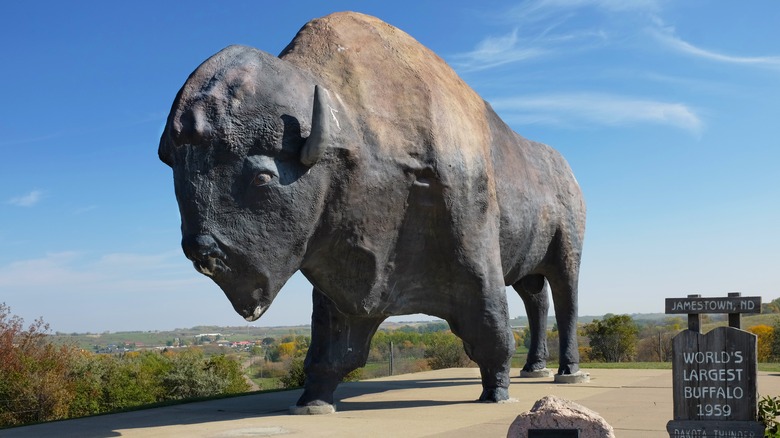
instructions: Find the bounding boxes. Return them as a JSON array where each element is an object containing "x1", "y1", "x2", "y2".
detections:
[
  {"x1": 452, "y1": 29, "x2": 548, "y2": 71},
  {"x1": 457, "y1": 0, "x2": 780, "y2": 74},
  {"x1": 72, "y1": 205, "x2": 98, "y2": 215},
  {"x1": 453, "y1": 0, "x2": 661, "y2": 71},
  {"x1": 490, "y1": 93, "x2": 702, "y2": 134},
  {"x1": 650, "y1": 26, "x2": 780, "y2": 70},
  {"x1": 507, "y1": 0, "x2": 662, "y2": 20},
  {"x1": 8, "y1": 190, "x2": 44, "y2": 207}
]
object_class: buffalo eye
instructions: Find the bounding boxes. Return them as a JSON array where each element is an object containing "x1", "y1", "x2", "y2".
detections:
[{"x1": 251, "y1": 172, "x2": 275, "y2": 186}]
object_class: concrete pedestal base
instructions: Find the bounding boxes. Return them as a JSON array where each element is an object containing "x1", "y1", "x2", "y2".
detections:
[
  {"x1": 554, "y1": 371, "x2": 590, "y2": 384},
  {"x1": 289, "y1": 404, "x2": 336, "y2": 415},
  {"x1": 520, "y1": 368, "x2": 554, "y2": 378}
]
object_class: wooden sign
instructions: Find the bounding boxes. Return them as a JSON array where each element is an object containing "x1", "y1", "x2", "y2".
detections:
[
  {"x1": 671, "y1": 327, "x2": 757, "y2": 421},
  {"x1": 665, "y1": 296, "x2": 761, "y2": 314},
  {"x1": 665, "y1": 293, "x2": 764, "y2": 437},
  {"x1": 667, "y1": 420, "x2": 765, "y2": 437}
]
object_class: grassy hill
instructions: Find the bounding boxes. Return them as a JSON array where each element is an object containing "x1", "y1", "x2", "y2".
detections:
[
  {"x1": 703, "y1": 312, "x2": 778, "y2": 331},
  {"x1": 51, "y1": 311, "x2": 780, "y2": 351}
]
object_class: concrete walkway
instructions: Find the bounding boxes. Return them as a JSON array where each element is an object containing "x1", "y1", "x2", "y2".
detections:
[{"x1": 3, "y1": 368, "x2": 779, "y2": 437}]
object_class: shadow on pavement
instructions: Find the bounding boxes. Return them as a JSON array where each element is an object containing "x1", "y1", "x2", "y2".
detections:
[{"x1": 2, "y1": 372, "x2": 490, "y2": 437}]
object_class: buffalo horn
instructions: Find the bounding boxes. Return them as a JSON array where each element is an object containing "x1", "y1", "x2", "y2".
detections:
[{"x1": 300, "y1": 85, "x2": 332, "y2": 167}]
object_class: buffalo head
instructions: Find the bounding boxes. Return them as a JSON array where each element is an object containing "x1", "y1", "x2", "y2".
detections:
[{"x1": 159, "y1": 45, "x2": 343, "y2": 321}]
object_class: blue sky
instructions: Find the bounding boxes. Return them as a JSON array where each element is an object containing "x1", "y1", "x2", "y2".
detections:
[{"x1": 2, "y1": 1, "x2": 778, "y2": 333}]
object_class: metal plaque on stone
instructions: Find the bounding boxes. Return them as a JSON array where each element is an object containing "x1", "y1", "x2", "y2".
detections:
[{"x1": 528, "y1": 429, "x2": 579, "y2": 438}]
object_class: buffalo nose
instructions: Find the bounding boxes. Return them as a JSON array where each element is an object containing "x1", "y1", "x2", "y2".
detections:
[{"x1": 181, "y1": 234, "x2": 227, "y2": 276}]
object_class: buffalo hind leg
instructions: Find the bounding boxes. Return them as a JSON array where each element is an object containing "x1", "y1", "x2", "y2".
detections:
[
  {"x1": 294, "y1": 288, "x2": 383, "y2": 414},
  {"x1": 448, "y1": 291, "x2": 514, "y2": 403},
  {"x1": 513, "y1": 274, "x2": 549, "y2": 373},
  {"x1": 545, "y1": 237, "x2": 581, "y2": 376}
]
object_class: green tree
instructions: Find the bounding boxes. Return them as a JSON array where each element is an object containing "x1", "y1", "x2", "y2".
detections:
[
  {"x1": 279, "y1": 357, "x2": 306, "y2": 389},
  {"x1": 762, "y1": 298, "x2": 780, "y2": 314},
  {"x1": 162, "y1": 348, "x2": 230, "y2": 399},
  {"x1": 423, "y1": 331, "x2": 471, "y2": 369},
  {"x1": 583, "y1": 314, "x2": 639, "y2": 363},
  {"x1": 66, "y1": 352, "x2": 105, "y2": 417},
  {"x1": 772, "y1": 318, "x2": 780, "y2": 362},
  {"x1": 279, "y1": 357, "x2": 363, "y2": 389},
  {"x1": 521, "y1": 328, "x2": 533, "y2": 350},
  {"x1": 266, "y1": 345, "x2": 282, "y2": 362},
  {"x1": 95, "y1": 354, "x2": 145, "y2": 410},
  {"x1": 417, "y1": 322, "x2": 449, "y2": 333},
  {"x1": 205, "y1": 354, "x2": 250, "y2": 394}
]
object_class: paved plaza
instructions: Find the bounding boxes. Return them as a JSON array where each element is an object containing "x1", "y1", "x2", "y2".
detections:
[{"x1": 3, "y1": 368, "x2": 779, "y2": 437}]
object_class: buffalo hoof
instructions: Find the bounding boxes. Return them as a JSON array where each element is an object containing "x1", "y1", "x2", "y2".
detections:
[
  {"x1": 289, "y1": 402, "x2": 336, "y2": 415},
  {"x1": 554, "y1": 371, "x2": 590, "y2": 384},
  {"x1": 557, "y1": 363, "x2": 580, "y2": 375},
  {"x1": 523, "y1": 360, "x2": 548, "y2": 372},
  {"x1": 477, "y1": 387, "x2": 511, "y2": 403},
  {"x1": 520, "y1": 368, "x2": 553, "y2": 378}
]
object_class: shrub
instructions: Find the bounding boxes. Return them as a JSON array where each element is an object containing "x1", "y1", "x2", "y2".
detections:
[
  {"x1": 280, "y1": 357, "x2": 306, "y2": 389},
  {"x1": 279, "y1": 356, "x2": 364, "y2": 389},
  {"x1": 0, "y1": 303, "x2": 77, "y2": 427},
  {"x1": 748, "y1": 325, "x2": 774, "y2": 362},
  {"x1": 424, "y1": 331, "x2": 471, "y2": 369},
  {"x1": 758, "y1": 395, "x2": 780, "y2": 437},
  {"x1": 206, "y1": 354, "x2": 251, "y2": 394},
  {"x1": 0, "y1": 304, "x2": 250, "y2": 427}
]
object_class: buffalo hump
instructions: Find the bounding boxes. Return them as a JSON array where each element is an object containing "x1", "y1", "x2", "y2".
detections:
[{"x1": 280, "y1": 12, "x2": 492, "y2": 166}]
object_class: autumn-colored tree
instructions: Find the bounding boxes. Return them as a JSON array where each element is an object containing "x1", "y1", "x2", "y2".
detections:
[
  {"x1": 276, "y1": 341, "x2": 297, "y2": 359},
  {"x1": 583, "y1": 314, "x2": 639, "y2": 363},
  {"x1": 512, "y1": 330, "x2": 522, "y2": 347},
  {"x1": 635, "y1": 331, "x2": 675, "y2": 362},
  {"x1": 747, "y1": 324, "x2": 774, "y2": 362},
  {"x1": 1, "y1": 304, "x2": 250, "y2": 427},
  {"x1": 0, "y1": 303, "x2": 78, "y2": 427}
]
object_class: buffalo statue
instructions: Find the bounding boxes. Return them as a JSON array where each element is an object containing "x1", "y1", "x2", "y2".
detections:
[{"x1": 159, "y1": 12, "x2": 586, "y2": 413}]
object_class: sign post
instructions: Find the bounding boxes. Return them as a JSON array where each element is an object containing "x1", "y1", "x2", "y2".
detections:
[{"x1": 665, "y1": 293, "x2": 764, "y2": 437}]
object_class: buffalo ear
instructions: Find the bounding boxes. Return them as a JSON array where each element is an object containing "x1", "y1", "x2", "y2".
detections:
[{"x1": 300, "y1": 85, "x2": 336, "y2": 167}]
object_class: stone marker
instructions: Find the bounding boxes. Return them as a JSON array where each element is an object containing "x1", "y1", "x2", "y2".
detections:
[{"x1": 507, "y1": 395, "x2": 614, "y2": 438}]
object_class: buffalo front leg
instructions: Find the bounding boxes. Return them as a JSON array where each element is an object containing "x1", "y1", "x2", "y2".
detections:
[
  {"x1": 293, "y1": 288, "x2": 383, "y2": 414},
  {"x1": 513, "y1": 274, "x2": 550, "y2": 375},
  {"x1": 448, "y1": 291, "x2": 515, "y2": 403}
]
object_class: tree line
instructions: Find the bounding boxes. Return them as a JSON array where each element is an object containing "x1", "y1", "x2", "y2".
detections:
[
  {"x1": 247, "y1": 323, "x2": 472, "y2": 389},
  {"x1": 579, "y1": 312, "x2": 780, "y2": 363},
  {"x1": 6, "y1": 301, "x2": 780, "y2": 428},
  {"x1": 0, "y1": 304, "x2": 248, "y2": 428}
]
